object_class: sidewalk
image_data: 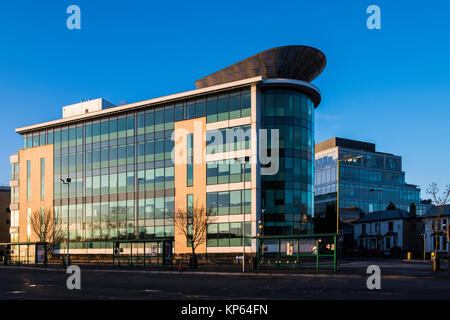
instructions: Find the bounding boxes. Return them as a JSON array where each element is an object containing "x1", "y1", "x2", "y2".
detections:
[{"x1": 2, "y1": 259, "x2": 450, "y2": 279}]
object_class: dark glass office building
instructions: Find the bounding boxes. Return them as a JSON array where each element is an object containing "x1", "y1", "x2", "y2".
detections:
[{"x1": 314, "y1": 137, "x2": 422, "y2": 233}]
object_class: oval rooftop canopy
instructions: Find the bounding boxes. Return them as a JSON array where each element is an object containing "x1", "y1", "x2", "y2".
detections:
[{"x1": 194, "y1": 45, "x2": 326, "y2": 89}]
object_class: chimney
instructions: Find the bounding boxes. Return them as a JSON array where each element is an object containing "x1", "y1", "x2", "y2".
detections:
[{"x1": 409, "y1": 203, "x2": 416, "y2": 217}]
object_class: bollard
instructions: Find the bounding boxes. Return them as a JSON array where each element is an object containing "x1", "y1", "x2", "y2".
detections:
[{"x1": 431, "y1": 252, "x2": 440, "y2": 272}]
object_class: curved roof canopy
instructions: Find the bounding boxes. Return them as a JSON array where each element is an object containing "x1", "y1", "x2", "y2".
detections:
[{"x1": 195, "y1": 45, "x2": 326, "y2": 89}]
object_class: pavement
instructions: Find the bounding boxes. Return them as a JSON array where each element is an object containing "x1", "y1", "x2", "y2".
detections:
[
  {"x1": 0, "y1": 257, "x2": 450, "y2": 299},
  {"x1": 1, "y1": 263, "x2": 450, "y2": 300},
  {"x1": 4, "y1": 256, "x2": 447, "y2": 279}
]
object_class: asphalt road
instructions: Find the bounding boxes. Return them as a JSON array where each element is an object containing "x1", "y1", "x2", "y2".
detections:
[{"x1": 1, "y1": 266, "x2": 450, "y2": 300}]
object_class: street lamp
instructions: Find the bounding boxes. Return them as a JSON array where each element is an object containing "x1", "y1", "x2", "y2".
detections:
[
  {"x1": 260, "y1": 208, "x2": 265, "y2": 237},
  {"x1": 369, "y1": 187, "x2": 382, "y2": 251},
  {"x1": 60, "y1": 178, "x2": 71, "y2": 267},
  {"x1": 336, "y1": 155, "x2": 362, "y2": 234},
  {"x1": 235, "y1": 156, "x2": 250, "y2": 273}
]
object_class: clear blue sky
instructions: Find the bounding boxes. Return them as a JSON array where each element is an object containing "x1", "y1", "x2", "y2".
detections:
[{"x1": 0, "y1": 0, "x2": 449, "y2": 196}]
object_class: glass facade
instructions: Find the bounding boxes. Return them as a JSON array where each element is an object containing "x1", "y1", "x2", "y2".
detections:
[
  {"x1": 40, "y1": 158, "x2": 45, "y2": 200},
  {"x1": 315, "y1": 146, "x2": 421, "y2": 230},
  {"x1": 187, "y1": 134, "x2": 193, "y2": 187},
  {"x1": 206, "y1": 125, "x2": 251, "y2": 154},
  {"x1": 206, "y1": 190, "x2": 251, "y2": 215},
  {"x1": 11, "y1": 163, "x2": 19, "y2": 180},
  {"x1": 206, "y1": 222, "x2": 251, "y2": 247},
  {"x1": 26, "y1": 160, "x2": 31, "y2": 202},
  {"x1": 19, "y1": 87, "x2": 253, "y2": 250},
  {"x1": 206, "y1": 158, "x2": 251, "y2": 185},
  {"x1": 260, "y1": 89, "x2": 315, "y2": 235}
]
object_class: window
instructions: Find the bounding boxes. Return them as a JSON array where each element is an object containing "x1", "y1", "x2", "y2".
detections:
[
  {"x1": 27, "y1": 160, "x2": 31, "y2": 202},
  {"x1": 207, "y1": 222, "x2": 251, "y2": 247},
  {"x1": 206, "y1": 192, "x2": 218, "y2": 215},
  {"x1": 218, "y1": 192, "x2": 230, "y2": 215},
  {"x1": 230, "y1": 190, "x2": 241, "y2": 214},
  {"x1": 187, "y1": 194, "x2": 194, "y2": 245},
  {"x1": 186, "y1": 100, "x2": 195, "y2": 120},
  {"x1": 27, "y1": 208, "x2": 31, "y2": 242},
  {"x1": 217, "y1": 94, "x2": 229, "y2": 122},
  {"x1": 206, "y1": 162, "x2": 218, "y2": 185},
  {"x1": 388, "y1": 221, "x2": 394, "y2": 232},
  {"x1": 11, "y1": 187, "x2": 19, "y2": 203},
  {"x1": 205, "y1": 88, "x2": 250, "y2": 123},
  {"x1": 386, "y1": 237, "x2": 391, "y2": 249},
  {"x1": 206, "y1": 158, "x2": 250, "y2": 185},
  {"x1": 187, "y1": 194, "x2": 193, "y2": 217},
  {"x1": 206, "y1": 95, "x2": 218, "y2": 123},
  {"x1": 196, "y1": 98, "x2": 206, "y2": 118},
  {"x1": 207, "y1": 190, "x2": 251, "y2": 215},
  {"x1": 206, "y1": 125, "x2": 251, "y2": 155},
  {"x1": 11, "y1": 163, "x2": 19, "y2": 180},
  {"x1": 229, "y1": 91, "x2": 241, "y2": 119},
  {"x1": 40, "y1": 158, "x2": 45, "y2": 200},
  {"x1": 187, "y1": 134, "x2": 193, "y2": 186}
]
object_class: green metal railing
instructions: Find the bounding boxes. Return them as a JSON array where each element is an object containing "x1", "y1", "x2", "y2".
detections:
[
  {"x1": 110, "y1": 239, "x2": 170, "y2": 269},
  {"x1": 255, "y1": 233, "x2": 338, "y2": 272}
]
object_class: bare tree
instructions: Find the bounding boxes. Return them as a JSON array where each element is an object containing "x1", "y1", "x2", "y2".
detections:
[
  {"x1": 426, "y1": 183, "x2": 450, "y2": 260},
  {"x1": 173, "y1": 202, "x2": 217, "y2": 267},
  {"x1": 30, "y1": 207, "x2": 64, "y2": 264}
]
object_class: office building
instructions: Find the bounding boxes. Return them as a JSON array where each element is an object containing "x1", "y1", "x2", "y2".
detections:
[
  {"x1": 314, "y1": 137, "x2": 422, "y2": 234},
  {"x1": 9, "y1": 45, "x2": 326, "y2": 258}
]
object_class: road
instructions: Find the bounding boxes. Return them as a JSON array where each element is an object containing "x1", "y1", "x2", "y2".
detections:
[{"x1": 1, "y1": 266, "x2": 450, "y2": 300}]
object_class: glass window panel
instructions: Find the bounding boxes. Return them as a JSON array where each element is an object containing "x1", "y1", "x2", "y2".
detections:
[
  {"x1": 230, "y1": 190, "x2": 241, "y2": 214},
  {"x1": 241, "y1": 88, "x2": 251, "y2": 117},
  {"x1": 229, "y1": 91, "x2": 241, "y2": 119},
  {"x1": 206, "y1": 95, "x2": 218, "y2": 123},
  {"x1": 175, "y1": 103, "x2": 184, "y2": 121},
  {"x1": 196, "y1": 98, "x2": 206, "y2": 118},
  {"x1": 186, "y1": 100, "x2": 195, "y2": 119},
  {"x1": 207, "y1": 161, "x2": 218, "y2": 185},
  {"x1": 206, "y1": 192, "x2": 218, "y2": 215},
  {"x1": 218, "y1": 192, "x2": 229, "y2": 215},
  {"x1": 165, "y1": 106, "x2": 174, "y2": 130},
  {"x1": 218, "y1": 161, "x2": 229, "y2": 184},
  {"x1": 217, "y1": 94, "x2": 229, "y2": 121}
]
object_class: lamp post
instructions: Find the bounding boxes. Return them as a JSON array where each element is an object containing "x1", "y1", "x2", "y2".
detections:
[
  {"x1": 235, "y1": 156, "x2": 249, "y2": 273},
  {"x1": 423, "y1": 233, "x2": 427, "y2": 261},
  {"x1": 60, "y1": 178, "x2": 71, "y2": 267},
  {"x1": 336, "y1": 155, "x2": 362, "y2": 260},
  {"x1": 257, "y1": 219, "x2": 263, "y2": 269},
  {"x1": 260, "y1": 209, "x2": 265, "y2": 237},
  {"x1": 336, "y1": 155, "x2": 362, "y2": 234},
  {"x1": 369, "y1": 187, "x2": 382, "y2": 251}
]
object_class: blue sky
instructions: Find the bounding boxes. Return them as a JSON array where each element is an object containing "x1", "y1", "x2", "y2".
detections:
[{"x1": 0, "y1": 0, "x2": 449, "y2": 196}]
